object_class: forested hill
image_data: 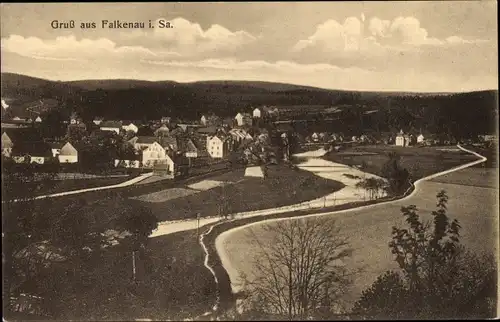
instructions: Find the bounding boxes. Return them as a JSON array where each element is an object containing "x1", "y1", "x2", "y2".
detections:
[{"x1": 1, "y1": 73, "x2": 498, "y2": 137}]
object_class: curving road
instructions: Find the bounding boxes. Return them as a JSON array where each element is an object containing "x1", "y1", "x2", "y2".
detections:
[
  {"x1": 149, "y1": 149, "x2": 384, "y2": 238},
  {"x1": 206, "y1": 144, "x2": 490, "y2": 315}
]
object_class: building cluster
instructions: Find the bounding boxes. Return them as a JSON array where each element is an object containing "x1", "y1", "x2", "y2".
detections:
[{"x1": 1, "y1": 106, "x2": 285, "y2": 176}]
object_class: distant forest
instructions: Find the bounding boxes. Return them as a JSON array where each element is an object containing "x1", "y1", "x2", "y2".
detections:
[{"x1": 1, "y1": 73, "x2": 498, "y2": 139}]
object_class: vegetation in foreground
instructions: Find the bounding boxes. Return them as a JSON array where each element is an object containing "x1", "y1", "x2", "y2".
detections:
[
  {"x1": 2, "y1": 170, "x2": 162, "y2": 320},
  {"x1": 219, "y1": 191, "x2": 497, "y2": 320}
]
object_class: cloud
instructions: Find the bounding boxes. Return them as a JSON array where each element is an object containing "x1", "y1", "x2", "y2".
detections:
[
  {"x1": 1, "y1": 17, "x2": 257, "y2": 61},
  {"x1": 119, "y1": 17, "x2": 257, "y2": 56},
  {"x1": 294, "y1": 15, "x2": 488, "y2": 54},
  {"x1": 1, "y1": 34, "x2": 159, "y2": 61},
  {"x1": 292, "y1": 17, "x2": 363, "y2": 52}
]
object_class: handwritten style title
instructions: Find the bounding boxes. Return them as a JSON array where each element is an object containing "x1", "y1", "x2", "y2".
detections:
[{"x1": 50, "y1": 20, "x2": 173, "y2": 29}]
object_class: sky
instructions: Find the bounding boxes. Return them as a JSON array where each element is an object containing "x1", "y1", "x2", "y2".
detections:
[{"x1": 1, "y1": 2, "x2": 498, "y2": 92}]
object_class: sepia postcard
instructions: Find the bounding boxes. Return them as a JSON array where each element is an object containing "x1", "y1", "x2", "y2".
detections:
[{"x1": 1, "y1": 2, "x2": 498, "y2": 321}]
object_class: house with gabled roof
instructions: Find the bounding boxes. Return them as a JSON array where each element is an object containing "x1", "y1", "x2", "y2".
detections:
[
  {"x1": 252, "y1": 107, "x2": 262, "y2": 118},
  {"x1": 159, "y1": 135, "x2": 178, "y2": 152},
  {"x1": 235, "y1": 112, "x2": 253, "y2": 127},
  {"x1": 11, "y1": 141, "x2": 52, "y2": 164},
  {"x1": 50, "y1": 141, "x2": 78, "y2": 163},
  {"x1": 229, "y1": 128, "x2": 253, "y2": 143},
  {"x1": 58, "y1": 142, "x2": 78, "y2": 163},
  {"x1": 177, "y1": 137, "x2": 198, "y2": 159},
  {"x1": 1, "y1": 132, "x2": 14, "y2": 157},
  {"x1": 395, "y1": 130, "x2": 411, "y2": 147},
  {"x1": 122, "y1": 122, "x2": 139, "y2": 133},
  {"x1": 200, "y1": 115, "x2": 208, "y2": 126},
  {"x1": 207, "y1": 135, "x2": 233, "y2": 158},
  {"x1": 154, "y1": 125, "x2": 170, "y2": 137},
  {"x1": 69, "y1": 112, "x2": 82, "y2": 125},
  {"x1": 93, "y1": 117, "x2": 104, "y2": 125},
  {"x1": 128, "y1": 136, "x2": 157, "y2": 151},
  {"x1": 100, "y1": 121, "x2": 123, "y2": 134}
]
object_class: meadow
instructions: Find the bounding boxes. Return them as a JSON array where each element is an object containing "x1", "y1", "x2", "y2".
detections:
[
  {"x1": 128, "y1": 165, "x2": 345, "y2": 222},
  {"x1": 324, "y1": 145, "x2": 478, "y2": 180},
  {"x1": 220, "y1": 166, "x2": 498, "y2": 311}
]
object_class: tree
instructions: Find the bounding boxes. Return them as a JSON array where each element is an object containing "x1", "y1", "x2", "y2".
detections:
[
  {"x1": 355, "y1": 177, "x2": 387, "y2": 200},
  {"x1": 353, "y1": 190, "x2": 497, "y2": 319},
  {"x1": 242, "y1": 217, "x2": 353, "y2": 320},
  {"x1": 381, "y1": 152, "x2": 410, "y2": 195}
]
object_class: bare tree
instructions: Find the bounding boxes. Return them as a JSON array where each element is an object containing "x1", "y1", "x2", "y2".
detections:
[{"x1": 242, "y1": 217, "x2": 353, "y2": 320}]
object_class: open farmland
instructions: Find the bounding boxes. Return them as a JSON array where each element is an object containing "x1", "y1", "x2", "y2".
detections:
[
  {"x1": 324, "y1": 145, "x2": 478, "y2": 180},
  {"x1": 128, "y1": 165, "x2": 345, "y2": 222},
  {"x1": 219, "y1": 166, "x2": 498, "y2": 311}
]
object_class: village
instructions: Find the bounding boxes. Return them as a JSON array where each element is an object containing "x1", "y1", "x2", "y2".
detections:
[{"x1": 2, "y1": 99, "x2": 482, "y2": 185}]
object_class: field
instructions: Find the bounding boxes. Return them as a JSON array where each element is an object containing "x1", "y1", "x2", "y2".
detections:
[
  {"x1": 128, "y1": 165, "x2": 345, "y2": 222},
  {"x1": 324, "y1": 145, "x2": 478, "y2": 180},
  {"x1": 220, "y1": 166, "x2": 498, "y2": 311}
]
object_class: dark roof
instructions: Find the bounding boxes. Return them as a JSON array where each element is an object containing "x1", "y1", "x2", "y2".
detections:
[
  {"x1": 1, "y1": 128, "x2": 44, "y2": 143},
  {"x1": 2, "y1": 120, "x2": 31, "y2": 126},
  {"x1": 48, "y1": 142, "x2": 64, "y2": 149},
  {"x1": 68, "y1": 122, "x2": 87, "y2": 129},
  {"x1": 275, "y1": 123, "x2": 294, "y2": 132},
  {"x1": 12, "y1": 141, "x2": 52, "y2": 157},
  {"x1": 135, "y1": 136, "x2": 157, "y2": 144},
  {"x1": 100, "y1": 121, "x2": 123, "y2": 128},
  {"x1": 159, "y1": 136, "x2": 178, "y2": 151},
  {"x1": 197, "y1": 126, "x2": 217, "y2": 134},
  {"x1": 177, "y1": 138, "x2": 198, "y2": 153}
]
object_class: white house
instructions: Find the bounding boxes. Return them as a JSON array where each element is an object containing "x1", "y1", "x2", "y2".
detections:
[
  {"x1": 1, "y1": 132, "x2": 14, "y2": 157},
  {"x1": 49, "y1": 142, "x2": 78, "y2": 163},
  {"x1": 122, "y1": 123, "x2": 139, "y2": 133},
  {"x1": 70, "y1": 112, "x2": 82, "y2": 125},
  {"x1": 252, "y1": 107, "x2": 261, "y2": 118},
  {"x1": 93, "y1": 117, "x2": 104, "y2": 125},
  {"x1": 207, "y1": 135, "x2": 231, "y2": 158},
  {"x1": 235, "y1": 112, "x2": 253, "y2": 127},
  {"x1": 34, "y1": 116, "x2": 42, "y2": 123},
  {"x1": 200, "y1": 115, "x2": 207, "y2": 126},
  {"x1": 311, "y1": 132, "x2": 320, "y2": 142},
  {"x1": 58, "y1": 142, "x2": 78, "y2": 163},
  {"x1": 229, "y1": 128, "x2": 253, "y2": 143},
  {"x1": 142, "y1": 141, "x2": 168, "y2": 167},
  {"x1": 100, "y1": 121, "x2": 123, "y2": 134},
  {"x1": 417, "y1": 134, "x2": 425, "y2": 143},
  {"x1": 395, "y1": 130, "x2": 411, "y2": 147}
]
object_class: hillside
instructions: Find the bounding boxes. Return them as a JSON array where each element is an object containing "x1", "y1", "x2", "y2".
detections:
[{"x1": 1, "y1": 73, "x2": 497, "y2": 138}]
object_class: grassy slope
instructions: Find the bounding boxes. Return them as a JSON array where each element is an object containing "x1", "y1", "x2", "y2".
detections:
[
  {"x1": 3, "y1": 176, "x2": 132, "y2": 199},
  {"x1": 215, "y1": 168, "x2": 497, "y2": 315},
  {"x1": 128, "y1": 165, "x2": 345, "y2": 222}
]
